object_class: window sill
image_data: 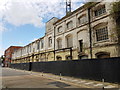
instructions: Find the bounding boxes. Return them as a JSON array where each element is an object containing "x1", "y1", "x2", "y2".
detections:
[
  {"x1": 57, "y1": 32, "x2": 63, "y2": 35},
  {"x1": 93, "y1": 12, "x2": 107, "y2": 20},
  {"x1": 93, "y1": 39, "x2": 110, "y2": 45},
  {"x1": 77, "y1": 22, "x2": 88, "y2": 27},
  {"x1": 65, "y1": 27, "x2": 75, "y2": 32}
]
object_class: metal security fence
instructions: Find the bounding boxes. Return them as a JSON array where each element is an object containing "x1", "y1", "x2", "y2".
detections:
[{"x1": 10, "y1": 57, "x2": 120, "y2": 83}]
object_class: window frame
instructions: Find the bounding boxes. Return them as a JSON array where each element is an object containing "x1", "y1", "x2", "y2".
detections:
[
  {"x1": 96, "y1": 26, "x2": 109, "y2": 42},
  {"x1": 94, "y1": 5, "x2": 106, "y2": 17}
]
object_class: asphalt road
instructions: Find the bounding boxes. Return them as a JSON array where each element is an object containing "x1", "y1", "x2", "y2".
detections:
[{"x1": 1, "y1": 68, "x2": 81, "y2": 88}]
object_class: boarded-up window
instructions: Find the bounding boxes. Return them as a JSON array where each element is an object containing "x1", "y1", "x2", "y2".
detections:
[
  {"x1": 48, "y1": 37, "x2": 52, "y2": 47},
  {"x1": 41, "y1": 39, "x2": 44, "y2": 49},
  {"x1": 67, "y1": 21, "x2": 73, "y2": 29},
  {"x1": 78, "y1": 15, "x2": 87, "y2": 25},
  {"x1": 37, "y1": 41, "x2": 40, "y2": 50},
  {"x1": 66, "y1": 36, "x2": 73, "y2": 48},
  {"x1": 57, "y1": 39, "x2": 62, "y2": 49},
  {"x1": 58, "y1": 26, "x2": 62, "y2": 33}
]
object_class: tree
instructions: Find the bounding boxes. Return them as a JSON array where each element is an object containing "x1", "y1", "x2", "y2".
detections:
[
  {"x1": 0, "y1": 55, "x2": 5, "y2": 67},
  {"x1": 111, "y1": 1, "x2": 120, "y2": 43}
]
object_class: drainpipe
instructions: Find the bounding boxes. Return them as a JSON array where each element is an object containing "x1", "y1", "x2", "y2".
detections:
[
  {"x1": 54, "y1": 26, "x2": 56, "y2": 61},
  {"x1": 70, "y1": 47, "x2": 72, "y2": 59},
  {"x1": 88, "y1": 8, "x2": 93, "y2": 59}
]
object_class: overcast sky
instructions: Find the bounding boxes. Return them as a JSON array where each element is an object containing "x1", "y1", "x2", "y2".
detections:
[{"x1": 0, "y1": 0, "x2": 86, "y2": 56}]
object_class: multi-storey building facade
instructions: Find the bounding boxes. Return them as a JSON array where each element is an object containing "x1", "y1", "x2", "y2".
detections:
[
  {"x1": 4, "y1": 46, "x2": 23, "y2": 66},
  {"x1": 12, "y1": 2, "x2": 120, "y2": 64}
]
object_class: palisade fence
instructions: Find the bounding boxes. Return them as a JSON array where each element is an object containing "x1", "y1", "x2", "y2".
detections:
[{"x1": 10, "y1": 57, "x2": 120, "y2": 83}]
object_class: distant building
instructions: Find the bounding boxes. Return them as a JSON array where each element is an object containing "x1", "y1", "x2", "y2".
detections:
[
  {"x1": 4, "y1": 46, "x2": 23, "y2": 67},
  {"x1": 12, "y1": 1, "x2": 120, "y2": 63}
]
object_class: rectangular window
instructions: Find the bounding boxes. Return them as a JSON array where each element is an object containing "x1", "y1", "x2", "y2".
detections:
[
  {"x1": 48, "y1": 37, "x2": 52, "y2": 47},
  {"x1": 78, "y1": 16, "x2": 87, "y2": 25},
  {"x1": 29, "y1": 45, "x2": 31, "y2": 52},
  {"x1": 94, "y1": 6, "x2": 106, "y2": 17},
  {"x1": 37, "y1": 41, "x2": 40, "y2": 50},
  {"x1": 79, "y1": 40, "x2": 83, "y2": 52},
  {"x1": 27, "y1": 46, "x2": 29, "y2": 53},
  {"x1": 67, "y1": 36, "x2": 73, "y2": 48},
  {"x1": 57, "y1": 39, "x2": 62, "y2": 49},
  {"x1": 96, "y1": 27, "x2": 109, "y2": 41},
  {"x1": 41, "y1": 39, "x2": 44, "y2": 49}
]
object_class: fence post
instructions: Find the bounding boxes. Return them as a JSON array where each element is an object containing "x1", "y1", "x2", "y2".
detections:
[
  {"x1": 118, "y1": 84, "x2": 120, "y2": 90},
  {"x1": 102, "y1": 79, "x2": 105, "y2": 90},
  {"x1": 60, "y1": 72, "x2": 62, "y2": 80},
  {"x1": 42, "y1": 72, "x2": 43, "y2": 76}
]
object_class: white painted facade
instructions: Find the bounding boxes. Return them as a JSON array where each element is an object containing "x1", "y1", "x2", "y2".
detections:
[{"x1": 12, "y1": 2, "x2": 120, "y2": 62}]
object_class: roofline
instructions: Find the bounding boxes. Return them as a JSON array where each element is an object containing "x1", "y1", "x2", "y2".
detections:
[
  {"x1": 5, "y1": 46, "x2": 23, "y2": 52},
  {"x1": 46, "y1": 17, "x2": 59, "y2": 24},
  {"x1": 53, "y1": 2, "x2": 99, "y2": 25}
]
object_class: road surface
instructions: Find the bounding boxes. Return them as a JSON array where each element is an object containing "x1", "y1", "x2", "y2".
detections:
[{"x1": 2, "y1": 68, "x2": 82, "y2": 88}]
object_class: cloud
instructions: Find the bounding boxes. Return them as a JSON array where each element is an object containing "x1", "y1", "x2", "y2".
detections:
[
  {"x1": 30, "y1": 38, "x2": 38, "y2": 42},
  {"x1": 17, "y1": 41, "x2": 25, "y2": 46},
  {"x1": 0, "y1": 49, "x2": 4, "y2": 56},
  {"x1": 0, "y1": 22, "x2": 7, "y2": 32},
  {"x1": 0, "y1": 0, "x2": 85, "y2": 32}
]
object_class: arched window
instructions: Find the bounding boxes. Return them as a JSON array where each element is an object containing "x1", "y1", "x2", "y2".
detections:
[
  {"x1": 79, "y1": 55, "x2": 88, "y2": 60},
  {"x1": 67, "y1": 21, "x2": 73, "y2": 29},
  {"x1": 56, "y1": 56, "x2": 62, "y2": 61},
  {"x1": 57, "y1": 38, "x2": 62, "y2": 49},
  {"x1": 95, "y1": 52, "x2": 110, "y2": 59},
  {"x1": 48, "y1": 37, "x2": 52, "y2": 47},
  {"x1": 57, "y1": 26, "x2": 62, "y2": 33},
  {"x1": 66, "y1": 55, "x2": 72, "y2": 60},
  {"x1": 66, "y1": 35, "x2": 73, "y2": 48}
]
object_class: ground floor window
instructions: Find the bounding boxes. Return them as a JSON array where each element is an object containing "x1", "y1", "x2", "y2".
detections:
[
  {"x1": 66, "y1": 55, "x2": 72, "y2": 60},
  {"x1": 79, "y1": 55, "x2": 88, "y2": 60},
  {"x1": 95, "y1": 52, "x2": 110, "y2": 59}
]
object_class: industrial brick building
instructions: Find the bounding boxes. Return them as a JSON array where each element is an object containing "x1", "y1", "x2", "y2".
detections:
[
  {"x1": 11, "y1": 1, "x2": 120, "y2": 64},
  {"x1": 4, "y1": 46, "x2": 23, "y2": 66}
]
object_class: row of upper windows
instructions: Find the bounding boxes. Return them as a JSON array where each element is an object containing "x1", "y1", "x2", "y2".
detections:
[
  {"x1": 14, "y1": 26, "x2": 109, "y2": 57},
  {"x1": 17, "y1": 37, "x2": 52, "y2": 55},
  {"x1": 57, "y1": 5, "x2": 106, "y2": 34},
  {"x1": 57, "y1": 26, "x2": 109, "y2": 49}
]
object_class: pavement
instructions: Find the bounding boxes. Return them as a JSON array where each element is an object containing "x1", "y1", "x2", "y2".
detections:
[{"x1": 2, "y1": 67, "x2": 120, "y2": 89}]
